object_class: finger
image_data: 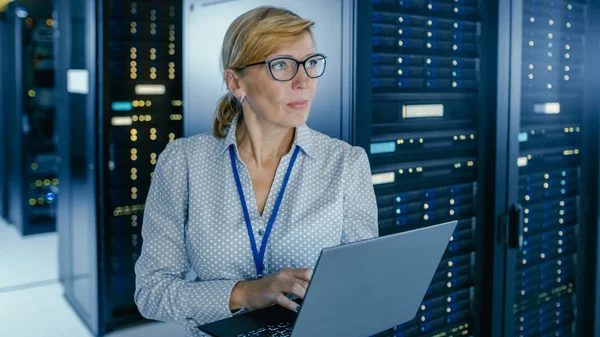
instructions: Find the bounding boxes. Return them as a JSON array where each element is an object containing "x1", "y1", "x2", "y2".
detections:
[
  {"x1": 285, "y1": 282, "x2": 308, "y2": 299},
  {"x1": 291, "y1": 268, "x2": 313, "y2": 282},
  {"x1": 275, "y1": 293, "x2": 302, "y2": 313}
]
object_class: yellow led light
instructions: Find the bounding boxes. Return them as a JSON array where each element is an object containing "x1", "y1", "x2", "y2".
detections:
[
  {"x1": 450, "y1": 199, "x2": 455, "y2": 205},
  {"x1": 130, "y1": 74, "x2": 137, "y2": 79},
  {"x1": 150, "y1": 55, "x2": 156, "y2": 60},
  {"x1": 52, "y1": 178, "x2": 59, "y2": 185},
  {"x1": 130, "y1": 155, "x2": 137, "y2": 161},
  {"x1": 131, "y1": 28, "x2": 137, "y2": 34},
  {"x1": 44, "y1": 179, "x2": 51, "y2": 186},
  {"x1": 424, "y1": 203, "x2": 429, "y2": 210},
  {"x1": 169, "y1": 74, "x2": 175, "y2": 80},
  {"x1": 169, "y1": 133, "x2": 175, "y2": 139},
  {"x1": 131, "y1": 54, "x2": 137, "y2": 59},
  {"x1": 151, "y1": 153, "x2": 157, "y2": 159},
  {"x1": 150, "y1": 73, "x2": 157, "y2": 79},
  {"x1": 28, "y1": 90, "x2": 36, "y2": 97},
  {"x1": 35, "y1": 180, "x2": 42, "y2": 187},
  {"x1": 31, "y1": 163, "x2": 38, "y2": 170},
  {"x1": 131, "y1": 135, "x2": 138, "y2": 141},
  {"x1": 151, "y1": 159, "x2": 157, "y2": 165},
  {"x1": 46, "y1": 19, "x2": 53, "y2": 26},
  {"x1": 150, "y1": 134, "x2": 157, "y2": 140},
  {"x1": 132, "y1": 115, "x2": 138, "y2": 122},
  {"x1": 29, "y1": 199, "x2": 36, "y2": 206},
  {"x1": 146, "y1": 100, "x2": 152, "y2": 107},
  {"x1": 146, "y1": 115, "x2": 152, "y2": 121}
]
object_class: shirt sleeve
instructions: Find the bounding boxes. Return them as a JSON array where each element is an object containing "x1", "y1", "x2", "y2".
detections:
[
  {"x1": 134, "y1": 140, "x2": 241, "y2": 329},
  {"x1": 341, "y1": 146, "x2": 379, "y2": 244}
]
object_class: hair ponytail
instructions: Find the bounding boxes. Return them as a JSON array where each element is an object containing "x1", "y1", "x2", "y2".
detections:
[{"x1": 213, "y1": 93, "x2": 243, "y2": 138}]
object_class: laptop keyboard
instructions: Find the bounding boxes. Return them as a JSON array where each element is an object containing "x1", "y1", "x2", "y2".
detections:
[{"x1": 236, "y1": 321, "x2": 293, "y2": 337}]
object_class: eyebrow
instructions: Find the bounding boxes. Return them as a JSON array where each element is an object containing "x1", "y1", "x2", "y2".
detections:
[{"x1": 272, "y1": 52, "x2": 317, "y2": 59}]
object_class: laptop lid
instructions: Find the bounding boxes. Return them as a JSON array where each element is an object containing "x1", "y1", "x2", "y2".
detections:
[{"x1": 290, "y1": 220, "x2": 458, "y2": 337}]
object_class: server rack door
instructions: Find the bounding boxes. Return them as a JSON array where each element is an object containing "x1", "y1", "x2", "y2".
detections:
[
  {"x1": 100, "y1": 0, "x2": 184, "y2": 331},
  {"x1": 504, "y1": 0, "x2": 593, "y2": 336},
  {"x1": 55, "y1": 0, "x2": 101, "y2": 334},
  {"x1": 366, "y1": 0, "x2": 485, "y2": 335}
]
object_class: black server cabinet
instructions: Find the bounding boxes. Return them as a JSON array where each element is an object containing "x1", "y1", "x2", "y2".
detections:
[
  {"x1": 2, "y1": 5, "x2": 58, "y2": 235},
  {"x1": 362, "y1": 0, "x2": 488, "y2": 336},
  {"x1": 54, "y1": 0, "x2": 183, "y2": 334},
  {"x1": 502, "y1": 1, "x2": 599, "y2": 337}
]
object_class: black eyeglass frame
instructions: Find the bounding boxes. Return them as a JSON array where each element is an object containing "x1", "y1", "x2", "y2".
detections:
[{"x1": 240, "y1": 53, "x2": 328, "y2": 82}]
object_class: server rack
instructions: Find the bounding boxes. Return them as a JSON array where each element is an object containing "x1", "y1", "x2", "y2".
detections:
[
  {"x1": 2, "y1": 4, "x2": 58, "y2": 235},
  {"x1": 54, "y1": 0, "x2": 184, "y2": 334},
  {"x1": 364, "y1": 0, "x2": 488, "y2": 336},
  {"x1": 356, "y1": 0, "x2": 600, "y2": 337},
  {"x1": 502, "y1": 1, "x2": 599, "y2": 337}
]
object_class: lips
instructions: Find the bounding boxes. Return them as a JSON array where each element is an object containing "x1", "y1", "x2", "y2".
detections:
[{"x1": 287, "y1": 100, "x2": 308, "y2": 108}]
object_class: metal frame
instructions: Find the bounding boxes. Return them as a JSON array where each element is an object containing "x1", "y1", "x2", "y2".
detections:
[
  {"x1": 351, "y1": 0, "x2": 372, "y2": 152},
  {"x1": 477, "y1": 0, "x2": 511, "y2": 335},
  {"x1": 502, "y1": 0, "x2": 524, "y2": 335},
  {"x1": 0, "y1": 11, "x2": 7, "y2": 221},
  {"x1": 578, "y1": 0, "x2": 600, "y2": 335}
]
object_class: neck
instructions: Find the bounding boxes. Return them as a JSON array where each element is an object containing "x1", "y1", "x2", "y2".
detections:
[{"x1": 236, "y1": 113, "x2": 295, "y2": 167}]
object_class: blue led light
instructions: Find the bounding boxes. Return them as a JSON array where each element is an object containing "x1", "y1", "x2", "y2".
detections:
[
  {"x1": 112, "y1": 101, "x2": 133, "y2": 111},
  {"x1": 370, "y1": 142, "x2": 396, "y2": 155},
  {"x1": 519, "y1": 132, "x2": 529, "y2": 142},
  {"x1": 46, "y1": 193, "x2": 56, "y2": 201}
]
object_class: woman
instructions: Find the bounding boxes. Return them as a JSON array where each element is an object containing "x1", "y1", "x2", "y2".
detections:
[{"x1": 134, "y1": 6, "x2": 378, "y2": 336}]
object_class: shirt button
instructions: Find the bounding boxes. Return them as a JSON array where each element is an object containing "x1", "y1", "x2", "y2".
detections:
[{"x1": 258, "y1": 229, "x2": 265, "y2": 236}]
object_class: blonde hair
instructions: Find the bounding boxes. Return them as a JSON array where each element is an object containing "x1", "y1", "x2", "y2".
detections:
[{"x1": 212, "y1": 6, "x2": 315, "y2": 138}]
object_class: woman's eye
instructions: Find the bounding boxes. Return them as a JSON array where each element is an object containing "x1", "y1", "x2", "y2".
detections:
[{"x1": 272, "y1": 61, "x2": 287, "y2": 70}]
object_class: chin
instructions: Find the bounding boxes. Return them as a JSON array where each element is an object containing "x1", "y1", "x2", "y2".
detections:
[{"x1": 284, "y1": 108, "x2": 310, "y2": 127}]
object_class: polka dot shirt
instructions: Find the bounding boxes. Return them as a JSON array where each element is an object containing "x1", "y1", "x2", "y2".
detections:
[{"x1": 134, "y1": 113, "x2": 379, "y2": 336}]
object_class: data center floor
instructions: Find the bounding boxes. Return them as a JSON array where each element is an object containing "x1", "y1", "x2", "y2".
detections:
[{"x1": 0, "y1": 218, "x2": 184, "y2": 337}]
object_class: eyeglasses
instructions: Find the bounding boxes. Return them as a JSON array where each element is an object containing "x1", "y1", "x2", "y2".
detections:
[{"x1": 241, "y1": 53, "x2": 327, "y2": 82}]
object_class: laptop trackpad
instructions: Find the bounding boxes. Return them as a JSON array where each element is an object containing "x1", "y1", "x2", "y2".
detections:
[{"x1": 198, "y1": 304, "x2": 299, "y2": 336}]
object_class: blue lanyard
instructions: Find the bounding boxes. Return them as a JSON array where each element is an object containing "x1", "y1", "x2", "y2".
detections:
[{"x1": 229, "y1": 144, "x2": 300, "y2": 279}]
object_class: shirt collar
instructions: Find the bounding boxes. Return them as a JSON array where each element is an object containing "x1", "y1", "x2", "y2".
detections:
[{"x1": 214, "y1": 113, "x2": 316, "y2": 160}]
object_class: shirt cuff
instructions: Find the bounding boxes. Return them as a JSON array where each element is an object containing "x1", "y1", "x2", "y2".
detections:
[{"x1": 181, "y1": 279, "x2": 242, "y2": 327}]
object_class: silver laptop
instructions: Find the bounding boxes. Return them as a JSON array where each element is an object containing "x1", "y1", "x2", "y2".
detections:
[{"x1": 199, "y1": 220, "x2": 458, "y2": 337}]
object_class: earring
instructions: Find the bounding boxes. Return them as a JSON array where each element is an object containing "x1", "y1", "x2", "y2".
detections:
[{"x1": 237, "y1": 96, "x2": 244, "y2": 104}]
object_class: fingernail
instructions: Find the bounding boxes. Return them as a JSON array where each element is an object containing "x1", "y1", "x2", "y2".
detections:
[{"x1": 296, "y1": 305, "x2": 301, "y2": 313}]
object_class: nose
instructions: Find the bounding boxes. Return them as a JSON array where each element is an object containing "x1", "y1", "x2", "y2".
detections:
[{"x1": 292, "y1": 65, "x2": 310, "y2": 90}]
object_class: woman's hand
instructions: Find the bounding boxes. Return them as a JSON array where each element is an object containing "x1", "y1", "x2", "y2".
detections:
[{"x1": 230, "y1": 268, "x2": 313, "y2": 312}]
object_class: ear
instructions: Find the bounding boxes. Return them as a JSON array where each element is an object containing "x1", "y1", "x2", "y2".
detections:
[{"x1": 224, "y1": 69, "x2": 246, "y2": 101}]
